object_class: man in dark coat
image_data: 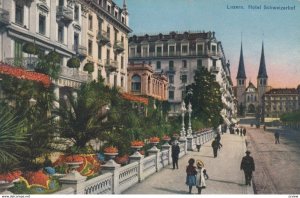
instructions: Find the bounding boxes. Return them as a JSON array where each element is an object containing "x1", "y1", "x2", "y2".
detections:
[
  {"x1": 211, "y1": 138, "x2": 222, "y2": 158},
  {"x1": 215, "y1": 133, "x2": 221, "y2": 143},
  {"x1": 243, "y1": 128, "x2": 246, "y2": 136},
  {"x1": 240, "y1": 151, "x2": 255, "y2": 186},
  {"x1": 171, "y1": 140, "x2": 180, "y2": 169},
  {"x1": 274, "y1": 131, "x2": 280, "y2": 144}
]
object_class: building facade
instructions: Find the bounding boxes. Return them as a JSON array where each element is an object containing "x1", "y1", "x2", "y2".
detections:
[
  {"x1": 128, "y1": 31, "x2": 236, "y2": 121},
  {"x1": 127, "y1": 62, "x2": 168, "y2": 101},
  {"x1": 0, "y1": 0, "x2": 131, "y2": 101},
  {"x1": 235, "y1": 42, "x2": 271, "y2": 116},
  {"x1": 263, "y1": 88, "x2": 300, "y2": 118}
]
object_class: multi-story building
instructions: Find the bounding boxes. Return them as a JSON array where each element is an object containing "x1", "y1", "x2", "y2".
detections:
[
  {"x1": 128, "y1": 31, "x2": 236, "y2": 122},
  {"x1": 127, "y1": 62, "x2": 168, "y2": 101},
  {"x1": 0, "y1": 0, "x2": 131, "y2": 101},
  {"x1": 263, "y1": 88, "x2": 300, "y2": 118}
]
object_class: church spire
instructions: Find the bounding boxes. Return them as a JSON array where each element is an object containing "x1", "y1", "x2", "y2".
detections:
[
  {"x1": 257, "y1": 42, "x2": 268, "y2": 78},
  {"x1": 123, "y1": 0, "x2": 128, "y2": 12},
  {"x1": 236, "y1": 42, "x2": 246, "y2": 79}
]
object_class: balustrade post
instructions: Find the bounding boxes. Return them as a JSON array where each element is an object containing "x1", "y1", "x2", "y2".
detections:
[
  {"x1": 59, "y1": 169, "x2": 87, "y2": 194},
  {"x1": 187, "y1": 136, "x2": 193, "y2": 151},
  {"x1": 179, "y1": 139, "x2": 187, "y2": 156},
  {"x1": 129, "y1": 154, "x2": 144, "y2": 182},
  {"x1": 101, "y1": 160, "x2": 121, "y2": 194},
  {"x1": 161, "y1": 144, "x2": 171, "y2": 165},
  {"x1": 148, "y1": 148, "x2": 160, "y2": 172}
]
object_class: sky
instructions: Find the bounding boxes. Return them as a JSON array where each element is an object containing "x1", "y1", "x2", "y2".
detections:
[{"x1": 116, "y1": 0, "x2": 300, "y2": 88}]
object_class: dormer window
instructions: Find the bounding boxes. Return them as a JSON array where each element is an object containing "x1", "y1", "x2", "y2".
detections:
[
  {"x1": 182, "y1": 44, "x2": 188, "y2": 54},
  {"x1": 107, "y1": 5, "x2": 111, "y2": 13},
  {"x1": 114, "y1": 11, "x2": 118, "y2": 18}
]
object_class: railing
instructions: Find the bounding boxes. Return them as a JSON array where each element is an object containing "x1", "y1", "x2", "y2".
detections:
[
  {"x1": 114, "y1": 41, "x2": 124, "y2": 53},
  {"x1": 211, "y1": 66, "x2": 219, "y2": 73},
  {"x1": 142, "y1": 155, "x2": 156, "y2": 179},
  {"x1": 84, "y1": 173, "x2": 113, "y2": 194},
  {"x1": 118, "y1": 162, "x2": 139, "y2": 193},
  {"x1": 129, "y1": 50, "x2": 222, "y2": 58},
  {"x1": 104, "y1": 59, "x2": 118, "y2": 72},
  {"x1": 56, "y1": 5, "x2": 73, "y2": 23},
  {"x1": 97, "y1": 30, "x2": 110, "y2": 44},
  {"x1": 0, "y1": 8, "x2": 10, "y2": 25},
  {"x1": 49, "y1": 129, "x2": 215, "y2": 195},
  {"x1": 60, "y1": 66, "x2": 88, "y2": 82},
  {"x1": 73, "y1": 45, "x2": 87, "y2": 57},
  {"x1": 5, "y1": 57, "x2": 39, "y2": 70}
]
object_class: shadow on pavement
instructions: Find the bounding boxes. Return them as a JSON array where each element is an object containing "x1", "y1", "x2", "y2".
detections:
[
  {"x1": 199, "y1": 155, "x2": 214, "y2": 158},
  {"x1": 208, "y1": 178, "x2": 245, "y2": 186},
  {"x1": 153, "y1": 187, "x2": 188, "y2": 194}
]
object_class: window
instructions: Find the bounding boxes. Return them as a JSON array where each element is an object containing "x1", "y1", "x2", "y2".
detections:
[
  {"x1": 169, "y1": 61, "x2": 174, "y2": 71},
  {"x1": 98, "y1": 0, "x2": 102, "y2": 6},
  {"x1": 142, "y1": 46, "x2": 148, "y2": 57},
  {"x1": 169, "y1": 45, "x2": 175, "y2": 55},
  {"x1": 114, "y1": 30, "x2": 118, "y2": 42},
  {"x1": 121, "y1": 16, "x2": 125, "y2": 23},
  {"x1": 74, "y1": 5, "x2": 79, "y2": 21},
  {"x1": 182, "y1": 60, "x2": 187, "y2": 68},
  {"x1": 88, "y1": 15, "x2": 93, "y2": 30},
  {"x1": 114, "y1": 11, "x2": 118, "y2": 18},
  {"x1": 114, "y1": 52, "x2": 117, "y2": 61},
  {"x1": 39, "y1": 14, "x2": 46, "y2": 35},
  {"x1": 182, "y1": 91, "x2": 186, "y2": 99},
  {"x1": 181, "y1": 75, "x2": 187, "y2": 83},
  {"x1": 130, "y1": 47, "x2": 135, "y2": 56},
  {"x1": 114, "y1": 75, "x2": 117, "y2": 87},
  {"x1": 58, "y1": 25, "x2": 64, "y2": 43},
  {"x1": 107, "y1": 5, "x2": 111, "y2": 13},
  {"x1": 15, "y1": 4, "x2": 24, "y2": 25},
  {"x1": 156, "y1": 61, "x2": 161, "y2": 70},
  {"x1": 59, "y1": 0, "x2": 64, "y2": 6},
  {"x1": 98, "y1": 44, "x2": 102, "y2": 59},
  {"x1": 107, "y1": 26, "x2": 110, "y2": 39},
  {"x1": 88, "y1": 40, "x2": 92, "y2": 56},
  {"x1": 212, "y1": 45, "x2": 216, "y2": 52},
  {"x1": 213, "y1": 60, "x2": 217, "y2": 67},
  {"x1": 197, "y1": 44, "x2": 203, "y2": 55},
  {"x1": 156, "y1": 46, "x2": 162, "y2": 56},
  {"x1": 131, "y1": 75, "x2": 141, "y2": 92},
  {"x1": 98, "y1": 19, "x2": 102, "y2": 32},
  {"x1": 121, "y1": 76, "x2": 124, "y2": 87},
  {"x1": 169, "y1": 75, "x2": 174, "y2": 84},
  {"x1": 197, "y1": 59, "x2": 202, "y2": 69},
  {"x1": 14, "y1": 40, "x2": 23, "y2": 59},
  {"x1": 169, "y1": 91, "x2": 174, "y2": 100},
  {"x1": 74, "y1": 33, "x2": 79, "y2": 51},
  {"x1": 121, "y1": 56, "x2": 124, "y2": 69},
  {"x1": 182, "y1": 45, "x2": 188, "y2": 54}
]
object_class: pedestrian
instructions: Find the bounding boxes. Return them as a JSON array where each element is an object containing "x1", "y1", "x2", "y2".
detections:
[
  {"x1": 171, "y1": 140, "x2": 180, "y2": 169},
  {"x1": 236, "y1": 128, "x2": 239, "y2": 135},
  {"x1": 243, "y1": 128, "x2": 246, "y2": 136},
  {"x1": 215, "y1": 132, "x2": 221, "y2": 142},
  {"x1": 196, "y1": 160, "x2": 209, "y2": 194},
  {"x1": 186, "y1": 158, "x2": 197, "y2": 194},
  {"x1": 196, "y1": 143, "x2": 201, "y2": 152},
  {"x1": 263, "y1": 125, "x2": 266, "y2": 131},
  {"x1": 274, "y1": 131, "x2": 280, "y2": 144},
  {"x1": 211, "y1": 138, "x2": 223, "y2": 158},
  {"x1": 240, "y1": 151, "x2": 255, "y2": 186}
]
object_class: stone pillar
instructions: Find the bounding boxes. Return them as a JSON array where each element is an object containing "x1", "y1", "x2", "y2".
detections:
[
  {"x1": 129, "y1": 153, "x2": 144, "y2": 182},
  {"x1": 187, "y1": 136, "x2": 193, "y2": 151},
  {"x1": 179, "y1": 139, "x2": 187, "y2": 156},
  {"x1": 148, "y1": 147, "x2": 160, "y2": 172},
  {"x1": 59, "y1": 170, "x2": 87, "y2": 194},
  {"x1": 161, "y1": 144, "x2": 171, "y2": 165},
  {"x1": 101, "y1": 159, "x2": 121, "y2": 194}
]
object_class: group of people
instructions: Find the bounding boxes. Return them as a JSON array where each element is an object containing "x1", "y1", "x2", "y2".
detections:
[{"x1": 235, "y1": 127, "x2": 247, "y2": 136}]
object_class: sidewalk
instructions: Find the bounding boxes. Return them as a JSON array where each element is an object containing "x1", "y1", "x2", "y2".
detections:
[{"x1": 123, "y1": 133, "x2": 254, "y2": 194}]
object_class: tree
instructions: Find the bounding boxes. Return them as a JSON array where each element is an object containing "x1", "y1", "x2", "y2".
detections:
[
  {"x1": 35, "y1": 51, "x2": 61, "y2": 80},
  {"x1": 186, "y1": 67, "x2": 223, "y2": 127}
]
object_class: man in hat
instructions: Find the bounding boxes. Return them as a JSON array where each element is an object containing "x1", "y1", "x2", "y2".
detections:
[
  {"x1": 211, "y1": 138, "x2": 222, "y2": 158},
  {"x1": 240, "y1": 151, "x2": 255, "y2": 186},
  {"x1": 171, "y1": 140, "x2": 180, "y2": 169}
]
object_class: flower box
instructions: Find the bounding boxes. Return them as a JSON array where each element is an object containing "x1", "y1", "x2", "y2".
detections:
[
  {"x1": 0, "y1": 171, "x2": 21, "y2": 183},
  {"x1": 162, "y1": 135, "x2": 171, "y2": 141},
  {"x1": 104, "y1": 146, "x2": 118, "y2": 154},
  {"x1": 65, "y1": 155, "x2": 84, "y2": 163},
  {"x1": 149, "y1": 137, "x2": 160, "y2": 143},
  {"x1": 131, "y1": 140, "x2": 145, "y2": 147}
]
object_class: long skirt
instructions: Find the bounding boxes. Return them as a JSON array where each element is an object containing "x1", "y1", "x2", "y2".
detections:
[{"x1": 186, "y1": 175, "x2": 197, "y2": 186}]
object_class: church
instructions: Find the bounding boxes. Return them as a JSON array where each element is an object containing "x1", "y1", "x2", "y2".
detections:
[{"x1": 234, "y1": 42, "x2": 271, "y2": 116}]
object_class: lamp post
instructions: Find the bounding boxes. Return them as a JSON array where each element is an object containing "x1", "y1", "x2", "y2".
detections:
[
  {"x1": 180, "y1": 101, "x2": 186, "y2": 140},
  {"x1": 187, "y1": 102, "x2": 193, "y2": 137}
]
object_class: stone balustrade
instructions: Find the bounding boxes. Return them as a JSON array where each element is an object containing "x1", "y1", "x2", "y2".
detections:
[{"x1": 21, "y1": 129, "x2": 215, "y2": 195}]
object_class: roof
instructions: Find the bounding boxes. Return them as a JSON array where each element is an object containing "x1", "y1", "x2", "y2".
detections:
[
  {"x1": 265, "y1": 88, "x2": 298, "y2": 95},
  {"x1": 245, "y1": 82, "x2": 257, "y2": 91},
  {"x1": 257, "y1": 42, "x2": 268, "y2": 78},
  {"x1": 236, "y1": 43, "x2": 246, "y2": 79}
]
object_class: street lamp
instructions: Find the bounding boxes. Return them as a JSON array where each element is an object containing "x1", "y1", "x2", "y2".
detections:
[
  {"x1": 187, "y1": 102, "x2": 193, "y2": 137},
  {"x1": 180, "y1": 101, "x2": 186, "y2": 140}
]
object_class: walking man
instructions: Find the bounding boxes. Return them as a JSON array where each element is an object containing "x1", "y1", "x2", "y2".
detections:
[
  {"x1": 240, "y1": 151, "x2": 255, "y2": 186},
  {"x1": 211, "y1": 138, "x2": 222, "y2": 158},
  {"x1": 172, "y1": 140, "x2": 180, "y2": 169},
  {"x1": 274, "y1": 131, "x2": 280, "y2": 144},
  {"x1": 243, "y1": 128, "x2": 246, "y2": 136}
]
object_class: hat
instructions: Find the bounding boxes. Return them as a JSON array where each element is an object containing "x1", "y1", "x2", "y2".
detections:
[
  {"x1": 245, "y1": 151, "x2": 251, "y2": 154},
  {"x1": 196, "y1": 159, "x2": 204, "y2": 168},
  {"x1": 174, "y1": 140, "x2": 178, "y2": 144}
]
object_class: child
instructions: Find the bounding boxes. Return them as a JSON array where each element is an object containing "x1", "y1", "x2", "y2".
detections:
[
  {"x1": 196, "y1": 160, "x2": 209, "y2": 194},
  {"x1": 186, "y1": 158, "x2": 197, "y2": 194}
]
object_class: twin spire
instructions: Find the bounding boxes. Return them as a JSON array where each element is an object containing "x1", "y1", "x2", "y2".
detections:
[{"x1": 236, "y1": 41, "x2": 268, "y2": 79}]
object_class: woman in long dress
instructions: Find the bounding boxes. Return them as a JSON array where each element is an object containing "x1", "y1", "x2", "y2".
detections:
[{"x1": 186, "y1": 158, "x2": 197, "y2": 194}]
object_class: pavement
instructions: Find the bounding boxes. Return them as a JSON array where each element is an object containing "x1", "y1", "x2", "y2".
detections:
[{"x1": 123, "y1": 132, "x2": 254, "y2": 194}]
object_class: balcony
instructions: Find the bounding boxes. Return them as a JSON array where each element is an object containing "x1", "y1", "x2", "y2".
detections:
[
  {"x1": 97, "y1": 30, "x2": 110, "y2": 45},
  {"x1": 0, "y1": 8, "x2": 9, "y2": 26},
  {"x1": 5, "y1": 57, "x2": 39, "y2": 71},
  {"x1": 56, "y1": 6, "x2": 73, "y2": 24},
  {"x1": 167, "y1": 68, "x2": 176, "y2": 75},
  {"x1": 60, "y1": 67, "x2": 88, "y2": 82},
  {"x1": 113, "y1": 41, "x2": 124, "y2": 53},
  {"x1": 73, "y1": 45, "x2": 87, "y2": 58},
  {"x1": 104, "y1": 59, "x2": 118, "y2": 72},
  {"x1": 211, "y1": 66, "x2": 219, "y2": 73}
]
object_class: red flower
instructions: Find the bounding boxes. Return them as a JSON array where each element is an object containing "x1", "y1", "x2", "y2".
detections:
[
  {"x1": 0, "y1": 170, "x2": 22, "y2": 182},
  {"x1": 104, "y1": 146, "x2": 118, "y2": 153},
  {"x1": 65, "y1": 155, "x2": 84, "y2": 163},
  {"x1": 121, "y1": 93, "x2": 149, "y2": 105},
  {"x1": 22, "y1": 170, "x2": 49, "y2": 188},
  {"x1": 149, "y1": 137, "x2": 160, "y2": 143},
  {"x1": 115, "y1": 154, "x2": 129, "y2": 165},
  {"x1": 0, "y1": 64, "x2": 51, "y2": 87},
  {"x1": 162, "y1": 135, "x2": 170, "y2": 140},
  {"x1": 131, "y1": 140, "x2": 145, "y2": 147}
]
